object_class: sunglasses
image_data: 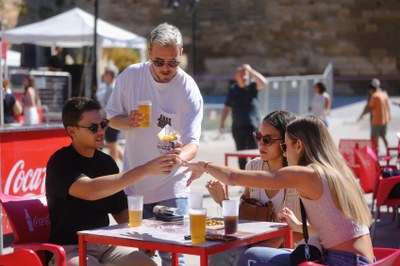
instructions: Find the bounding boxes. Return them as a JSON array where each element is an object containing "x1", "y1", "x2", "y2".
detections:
[
  {"x1": 152, "y1": 59, "x2": 180, "y2": 68},
  {"x1": 280, "y1": 140, "x2": 298, "y2": 153},
  {"x1": 74, "y1": 119, "x2": 109, "y2": 134},
  {"x1": 253, "y1": 131, "x2": 283, "y2": 147}
]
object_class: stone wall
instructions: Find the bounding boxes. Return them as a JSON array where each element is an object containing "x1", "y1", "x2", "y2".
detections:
[{"x1": 2, "y1": 0, "x2": 400, "y2": 95}]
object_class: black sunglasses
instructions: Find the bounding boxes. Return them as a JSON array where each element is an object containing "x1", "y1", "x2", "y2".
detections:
[
  {"x1": 253, "y1": 131, "x2": 283, "y2": 147},
  {"x1": 74, "y1": 119, "x2": 109, "y2": 134},
  {"x1": 280, "y1": 140, "x2": 298, "y2": 153},
  {"x1": 152, "y1": 59, "x2": 180, "y2": 68}
]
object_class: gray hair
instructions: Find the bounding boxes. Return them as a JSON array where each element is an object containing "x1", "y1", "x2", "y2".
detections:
[{"x1": 150, "y1": 23, "x2": 183, "y2": 48}]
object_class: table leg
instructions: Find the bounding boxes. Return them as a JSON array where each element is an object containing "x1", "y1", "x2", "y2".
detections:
[
  {"x1": 79, "y1": 235, "x2": 87, "y2": 266},
  {"x1": 172, "y1": 252, "x2": 179, "y2": 266},
  {"x1": 284, "y1": 228, "x2": 293, "y2": 248},
  {"x1": 200, "y1": 251, "x2": 209, "y2": 266}
]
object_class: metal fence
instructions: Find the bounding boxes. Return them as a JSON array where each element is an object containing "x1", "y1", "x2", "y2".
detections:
[{"x1": 202, "y1": 62, "x2": 334, "y2": 131}]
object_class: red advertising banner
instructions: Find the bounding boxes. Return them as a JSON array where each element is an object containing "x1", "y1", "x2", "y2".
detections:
[{"x1": 1, "y1": 128, "x2": 70, "y2": 234}]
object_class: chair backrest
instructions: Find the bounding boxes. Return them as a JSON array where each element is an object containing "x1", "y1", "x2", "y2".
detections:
[
  {"x1": 0, "y1": 249, "x2": 42, "y2": 266},
  {"x1": 371, "y1": 247, "x2": 400, "y2": 266},
  {"x1": 339, "y1": 138, "x2": 377, "y2": 176},
  {"x1": 0, "y1": 192, "x2": 50, "y2": 244},
  {"x1": 354, "y1": 148, "x2": 381, "y2": 194}
]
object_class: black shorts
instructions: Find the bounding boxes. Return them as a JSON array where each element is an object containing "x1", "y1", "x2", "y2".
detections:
[{"x1": 105, "y1": 127, "x2": 120, "y2": 142}]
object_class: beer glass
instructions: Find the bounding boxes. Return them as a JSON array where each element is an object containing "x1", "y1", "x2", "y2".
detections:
[
  {"x1": 127, "y1": 195, "x2": 143, "y2": 227},
  {"x1": 138, "y1": 100, "x2": 152, "y2": 128},
  {"x1": 189, "y1": 208, "x2": 206, "y2": 244}
]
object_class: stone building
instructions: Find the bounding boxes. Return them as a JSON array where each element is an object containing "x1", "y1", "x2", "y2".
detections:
[{"x1": 2, "y1": 0, "x2": 400, "y2": 95}]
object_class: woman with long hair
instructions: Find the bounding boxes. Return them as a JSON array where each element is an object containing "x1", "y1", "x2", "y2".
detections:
[
  {"x1": 309, "y1": 81, "x2": 331, "y2": 127},
  {"x1": 22, "y1": 75, "x2": 41, "y2": 124},
  {"x1": 207, "y1": 110, "x2": 303, "y2": 266},
  {"x1": 185, "y1": 116, "x2": 373, "y2": 265}
]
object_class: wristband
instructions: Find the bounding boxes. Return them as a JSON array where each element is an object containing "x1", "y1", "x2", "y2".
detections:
[{"x1": 204, "y1": 162, "x2": 212, "y2": 173}]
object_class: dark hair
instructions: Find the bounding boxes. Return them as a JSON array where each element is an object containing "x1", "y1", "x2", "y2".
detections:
[
  {"x1": 62, "y1": 97, "x2": 100, "y2": 129},
  {"x1": 262, "y1": 110, "x2": 297, "y2": 166},
  {"x1": 262, "y1": 110, "x2": 297, "y2": 138},
  {"x1": 314, "y1": 82, "x2": 327, "y2": 94}
]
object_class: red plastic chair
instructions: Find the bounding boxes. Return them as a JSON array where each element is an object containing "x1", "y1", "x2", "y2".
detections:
[
  {"x1": 298, "y1": 247, "x2": 400, "y2": 266},
  {"x1": 0, "y1": 249, "x2": 43, "y2": 266},
  {"x1": 354, "y1": 149, "x2": 400, "y2": 238},
  {"x1": 339, "y1": 138, "x2": 378, "y2": 177},
  {"x1": 0, "y1": 192, "x2": 66, "y2": 266}
]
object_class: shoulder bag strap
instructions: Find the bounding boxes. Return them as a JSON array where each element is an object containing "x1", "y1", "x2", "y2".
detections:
[{"x1": 300, "y1": 199, "x2": 309, "y2": 243}]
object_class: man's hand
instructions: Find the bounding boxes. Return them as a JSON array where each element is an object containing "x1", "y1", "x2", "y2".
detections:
[
  {"x1": 143, "y1": 154, "x2": 182, "y2": 175},
  {"x1": 129, "y1": 110, "x2": 144, "y2": 128}
]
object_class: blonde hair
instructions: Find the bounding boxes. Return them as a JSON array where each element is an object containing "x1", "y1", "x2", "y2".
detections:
[{"x1": 286, "y1": 116, "x2": 372, "y2": 226}]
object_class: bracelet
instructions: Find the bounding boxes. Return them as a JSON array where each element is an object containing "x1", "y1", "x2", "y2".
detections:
[{"x1": 204, "y1": 162, "x2": 212, "y2": 173}]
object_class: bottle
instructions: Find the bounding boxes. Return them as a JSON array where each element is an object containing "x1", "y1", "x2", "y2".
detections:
[{"x1": 24, "y1": 209, "x2": 34, "y2": 232}]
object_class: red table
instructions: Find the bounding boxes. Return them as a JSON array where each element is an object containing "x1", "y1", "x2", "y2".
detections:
[
  {"x1": 78, "y1": 219, "x2": 293, "y2": 266},
  {"x1": 224, "y1": 149, "x2": 259, "y2": 196},
  {"x1": 224, "y1": 149, "x2": 259, "y2": 166}
]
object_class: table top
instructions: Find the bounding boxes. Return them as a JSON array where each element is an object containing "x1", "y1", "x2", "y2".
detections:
[{"x1": 78, "y1": 218, "x2": 288, "y2": 248}]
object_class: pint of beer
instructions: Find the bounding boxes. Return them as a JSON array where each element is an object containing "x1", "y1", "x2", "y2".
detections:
[
  {"x1": 127, "y1": 195, "x2": 143, "y2": 227},
  {"x1": 189, "y1": 208, "x2": 207, "y2": 244},
  {"x1": 138, "y1": 100, "x2": 152, "y2": 128}
]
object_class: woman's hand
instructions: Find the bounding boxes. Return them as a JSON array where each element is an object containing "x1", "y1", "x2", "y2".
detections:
[
  {"x1": 278, "y1": 207, "x2": 302, "y2": 232},
  {"x1": 183, "y1": 161, "x2": 207, "y2": 186},
  {"x1": 205, "y1": 179, "x2": 226, "y2": 205}
]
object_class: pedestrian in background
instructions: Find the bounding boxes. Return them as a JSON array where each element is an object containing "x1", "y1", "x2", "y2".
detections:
[
  {"x1": 219, "y1": 64, "x2": 267, "y2": 169},
  {"x1": 22, "y1": 75, "x2": 41, "y2": 125},
  {"x1": 2, "y1": 78, "x2": 23, "y2": 124},
  {"x1": 309, "y1": 81, "x2": 331, "y2": 127},
  {"x1": 96, "y1": 64, "x2": 124, "y2": 163},
  {"x1": 358, "y1": 78, "x2": 391, "y2": 149}
]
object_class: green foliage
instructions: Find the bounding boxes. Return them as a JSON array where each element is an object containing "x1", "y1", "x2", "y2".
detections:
[{"x1": 102, "y1": 48, "x2": 143, "y2": 72}]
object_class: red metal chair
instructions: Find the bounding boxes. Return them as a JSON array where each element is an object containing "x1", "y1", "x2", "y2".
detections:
[
  {"x1": 0, "y1": 192, "x2": 66, "y2": 266},
  {"x1": 354, "y1": 149, "x2": 400, "y2": 238},
  {"x1": 0, "y1": 249, "x2": 43, "y2": 266},
  {"x1": 298, "y1": 247, "x2": 400, "y2": 266}
]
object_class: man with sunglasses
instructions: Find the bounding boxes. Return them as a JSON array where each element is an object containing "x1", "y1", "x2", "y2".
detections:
[
  {"x1": 220, "y1": 64, "x2": 267, "y2": 169},
  {"x1": 105, "y1": 23, "x2": 203, "y2": 265},
  {"x1": 46, "y1": 97, "x2": 179, "y2": 266}
]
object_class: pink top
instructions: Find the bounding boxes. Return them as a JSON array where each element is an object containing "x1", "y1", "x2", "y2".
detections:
[{"x1": 300, "y1": 171, "x2": 369, "y2": 248}]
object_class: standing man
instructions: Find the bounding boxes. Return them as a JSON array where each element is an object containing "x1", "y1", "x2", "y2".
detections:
[
  {"x1": 96, "y1": 64, "x2": 124, "y2": 162},
  {"x1": 105, "y1": 23, "x2": 203, "y2": 265},
  {"x1": 48, "y1": 46, "x2": 65, "y2": 71},
  {"x1": 46, "y1": 97, "x2": 178, "y2": 266},
  {"x1": 219, "y1": 64, "x2": 267, "y2": 169},
  {"x1": 358, "y1": 78, "x2": 391, "y2": 150}
]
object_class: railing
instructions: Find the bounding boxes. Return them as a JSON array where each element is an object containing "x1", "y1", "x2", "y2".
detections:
[{"x1": 202, "y1": 62, "x2": 334, "y2": 131}]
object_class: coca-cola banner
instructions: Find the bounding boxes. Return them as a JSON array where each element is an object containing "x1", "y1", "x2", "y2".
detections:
[{"x1": 1, "y1": 128, "x2": 70, "y2": 234}]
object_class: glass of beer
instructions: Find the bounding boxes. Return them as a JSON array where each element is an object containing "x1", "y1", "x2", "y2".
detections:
[
  {"x1": 189, "y1": 208, "x2": 207, "y2": 245},
  {"x1": 222, "y1": 200, "x2": 239, "y2": 235},
  {"x1": 127, "y1": 195, "x2": 143, "y2": 227},
  {"x1": 138, "y1": 100, "x2": 152, "y2": 128}
]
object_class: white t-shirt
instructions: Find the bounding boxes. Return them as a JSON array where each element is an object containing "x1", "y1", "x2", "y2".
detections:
[
  {"x1": 310, "y1": 92, "x2": 329, "y2": 119},
  {"x1": 105, "y1": 62, "x2": 203, "y2": 203}
]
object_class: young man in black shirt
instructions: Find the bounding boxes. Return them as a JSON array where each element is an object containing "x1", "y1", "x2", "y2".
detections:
[{"x1": 46, "y1": 97, "x2": 179, "y2": 266}]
